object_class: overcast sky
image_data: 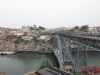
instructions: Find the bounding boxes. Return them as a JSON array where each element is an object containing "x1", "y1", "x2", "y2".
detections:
[{"x1": 0, "y1": 0, "x2": 100, "y2": 29}]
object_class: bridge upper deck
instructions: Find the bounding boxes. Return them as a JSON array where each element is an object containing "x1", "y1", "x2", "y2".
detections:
[
  {"x1": 68, "y1": 34, "x2": 100, "y2": 41},
  {"x1": 52, "y1": 33, "x2": 100, "y2": 51}
]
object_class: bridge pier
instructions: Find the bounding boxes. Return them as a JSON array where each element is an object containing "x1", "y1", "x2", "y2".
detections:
[{"x1": 60, "y1": 62, "x2": 75, "y2": 73}]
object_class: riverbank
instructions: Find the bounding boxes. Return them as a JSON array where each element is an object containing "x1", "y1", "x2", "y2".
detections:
[
  {"x1": 0, "y1": 50, "x2": 98, "y2": 55},
  {"x1": 14, "y1": 50, "x2": 54, "y2": 54},
  {"x1": 0, "y1": 49, "x2": 54, "y2": 55}
]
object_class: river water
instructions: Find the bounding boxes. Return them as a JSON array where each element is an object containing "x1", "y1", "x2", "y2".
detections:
[
  {"x1": 0, "y1": 53, "x2": 59, "y2": 75},
  {"x1": 0, "y1": 52, "x2": 100, "y2": 75}
]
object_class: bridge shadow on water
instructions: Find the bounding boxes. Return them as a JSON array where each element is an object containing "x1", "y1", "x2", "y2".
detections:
[{"x1": 52, "y1": 53, "x2": 60, "y2": 68}]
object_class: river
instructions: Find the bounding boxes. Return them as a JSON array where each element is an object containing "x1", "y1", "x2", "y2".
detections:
[
  {"x1": 0, "y1": 53, "x2": 59, "y2": 75},
  {"x1": 0, "y1": 52, "x2": 100, "y2": 75}
]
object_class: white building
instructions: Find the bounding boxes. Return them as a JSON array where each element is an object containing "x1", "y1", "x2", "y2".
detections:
[
  {"x1": 10, "y1": 31, "x2": 24, "y2": 36},
  {"x1": 88, "y1": 27, "x2": 99, "y2": 35},
  {"x1": 37, "y1": 35, "x2": 51, "y2": 41},
  {"x1": 16, "y1": 32, "x2": 24, "y2": 36},
  {"x1": 22, "y1": 36, "x2": 33, "y2": 40},
  {"x1": 22, "y1": 26, "x2": 30, "y2": 32}
]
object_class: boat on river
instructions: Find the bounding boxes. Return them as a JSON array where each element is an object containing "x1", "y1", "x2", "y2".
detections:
[{"x1": 0, "y1": 51, "x2": 15, "y2": 55}]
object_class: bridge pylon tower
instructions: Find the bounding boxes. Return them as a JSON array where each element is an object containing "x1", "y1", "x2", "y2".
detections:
[{"x1": 75, "y1": 44, "x2": 87, "y2": 74}]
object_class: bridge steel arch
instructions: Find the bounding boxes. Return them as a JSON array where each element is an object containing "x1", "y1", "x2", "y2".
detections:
[{"x1": 53, "y1": 34, "x2": 74, "y2": 72}]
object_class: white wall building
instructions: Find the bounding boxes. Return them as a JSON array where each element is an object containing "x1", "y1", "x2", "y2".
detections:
[
  {"x1": 37, "y1": 35, "x2": 51, "y2": 41},
  {"x1": 88, "y1": 27, "x2": 99, "y2": 35},
  {"x1": 16, "y1": 32, "x2": 24, "y2": 36},
  {"x1": 22, "y1": 26, "x2": 30, "y2": 32},
  {"x1": 22, "y1": 36, "x2": 33, "y2": 40},
  {"x1": 10, "y1": 31, "x2": 24, "y2": 36}
]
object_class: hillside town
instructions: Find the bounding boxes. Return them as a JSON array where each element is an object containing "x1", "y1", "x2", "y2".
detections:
[{"x1": 0, "y1": 25, "x2": 52, "y2": 53}]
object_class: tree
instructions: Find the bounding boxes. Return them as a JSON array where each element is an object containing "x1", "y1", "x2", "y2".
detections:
[
  {"x1": 39, "y1": 26, "x2": 44, "y2": 30},
  {"x1": 5, "y1": 35, "x2": 17, "y2": 40},
  {"x1": 39, "y1": 60, "x2": 51, "y2": 69},
  {"x1": 14, "y1": 37, "x2": 24, "y2": 44},
  {"x1": 74, "y1": 26, "x2": 79, "y2": 29},
  {"x1": 80, "y1": 25, "x2": 89, "y2": 32}
]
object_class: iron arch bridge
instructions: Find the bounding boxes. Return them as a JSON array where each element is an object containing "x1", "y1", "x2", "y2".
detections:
[{"x1": 52, "y1": 33, "x2": 100, "y2": 74}]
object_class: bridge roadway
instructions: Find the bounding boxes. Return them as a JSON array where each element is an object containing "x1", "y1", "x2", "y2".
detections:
[
  {"x1": 56, "y1": 34, "x2": 100, "y2": 51},
  {"x1": 72, "y1": 34, "x2": 100, "y2": 40}
]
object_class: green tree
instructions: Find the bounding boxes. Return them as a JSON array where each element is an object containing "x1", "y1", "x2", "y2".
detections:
[
  {"x1": 5, "y1": 35, "x2": 17, "y2": 40},
  {"x1": 80, "y1": 25, "x2": 89, "y2": 32},
  {"x1": 14, "y1": 38, "x2": 24, "y2": 44},
  {"x1": 39, "y1": 26, "x2": 44, "y2": 30},
  {"x1": 39, "y1": 60, "x2": 51, "y2": 69},
  {"x1": 12, "y1": 36, "x2": 24, "y2": 44},
  {"x1": 74, "y1": 26, "x2": 79, "y2": 29}
]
